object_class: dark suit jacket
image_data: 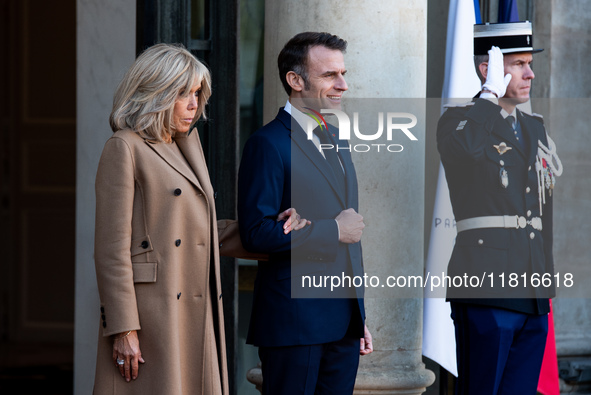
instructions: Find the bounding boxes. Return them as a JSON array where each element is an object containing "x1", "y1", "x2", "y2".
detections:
[
  {"x1": 238, "y1": 108, "x2": 365, "y2": 347},
  {"x1": 437, "y1": 98, "x2": 554, "y2": 315}
]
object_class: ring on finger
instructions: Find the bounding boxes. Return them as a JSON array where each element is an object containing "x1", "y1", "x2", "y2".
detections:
[{"x1": 117, "y1": 358, "x2": 125, "y2": 366}]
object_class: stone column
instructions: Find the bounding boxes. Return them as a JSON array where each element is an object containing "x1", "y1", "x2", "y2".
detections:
[
  {"x1": 249, "y1": 1, "x2": 435, "y2": 393},
  {"x1": 534, "y1": 3, "x2": 591, "y2": 393}
]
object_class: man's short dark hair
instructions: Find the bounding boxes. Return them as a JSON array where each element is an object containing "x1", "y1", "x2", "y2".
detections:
[
  {"x1": 474, "y1": 54, "x2": 489, "y2": 84},
  {"x1": 278, "y1": 32, "x2": 347, "y2": 96}
]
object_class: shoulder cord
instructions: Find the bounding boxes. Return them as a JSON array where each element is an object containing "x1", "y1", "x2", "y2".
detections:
[{"x1": 535, "y1": 134, "x2": 563, "y2": 215}]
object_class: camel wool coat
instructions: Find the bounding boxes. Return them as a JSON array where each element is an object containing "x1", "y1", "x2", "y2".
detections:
[{"x1": 93, "y1": 129, "x2": 228, "y2": 394}]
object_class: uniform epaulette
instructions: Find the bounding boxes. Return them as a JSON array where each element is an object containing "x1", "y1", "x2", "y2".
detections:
[
  {"x1": 443, "y1": 100, "x2": 475, "y2": 109},
  {"x1": 530, "y1": 112, "x2": 544, "y2": 124},
  {"x1": 521, "y1": 111, "x2": 545, "y2": 125}
]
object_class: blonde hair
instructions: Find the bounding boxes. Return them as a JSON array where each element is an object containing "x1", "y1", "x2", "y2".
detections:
[{"x1": 109, "y1": 43, "x2": 211, "y2": 142}]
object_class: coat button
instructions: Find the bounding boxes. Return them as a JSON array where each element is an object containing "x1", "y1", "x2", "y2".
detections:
[
  {"x1": 527, "y1": 210, "x2": 532, "y2": 217},
  {"x1": 102, "y1": 321, "x2": 106, "y2": 328},
  {"x1": 499, "y1": 160, "x2": 505, "y2": 166},
  {"x1": 526, "y1": 187, "x2": 531, "y2": 193},
  {"x1": 478, "y1": 239, "x2": 484, "y2": 245},
  {"x1": 528, "y1": 166, "x2": 532, "y2": 171},
  {"x1": 530, "y1": 232, "x2": 535, "y2": 240},
  {"x1": 174, "y1": 188, "x2": 182, "y2": 196},
  {"x1": 100, "y1": 306, "x2": 105, "y2": 313},
  {"x1": 175, "y1": 239, "x2": 181, "y2": 247},
  {"x1": 101, "y1": 314, "x2": 106, "y2": 320},
  {"x1": 141, "y1": 240, "x2": 149, "y2": 249}
]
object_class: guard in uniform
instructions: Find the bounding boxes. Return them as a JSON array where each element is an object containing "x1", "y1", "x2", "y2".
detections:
[{"x1": 437, "y1": 21, "x2": 563, "y2": 394}]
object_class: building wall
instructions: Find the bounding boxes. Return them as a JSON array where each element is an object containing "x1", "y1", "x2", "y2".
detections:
[
  {"x1": 539, "y1": 0, "x2": 591, "y2": 365},
  {"x1": 74, "y1": 0, "x2": 136, "y2": 392},
  {"x1": 548, "y1": 0, "x2": 591, "y2": 98}
]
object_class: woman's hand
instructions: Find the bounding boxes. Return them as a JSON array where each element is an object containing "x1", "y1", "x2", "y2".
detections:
[
  {"x1": 277, "y1": 208, "x2": 311, "y2": 234},
  {"x1": 112, "y1": 330, "x2": 145, "y2": 382}
]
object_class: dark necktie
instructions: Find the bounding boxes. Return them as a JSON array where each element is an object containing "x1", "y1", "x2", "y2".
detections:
[
  {"x1": 506, "y1": 115, "x2": 525, "y2": 151},
  {"x1": 314, "y1": 128, "x2": 346, "y2": 195}
]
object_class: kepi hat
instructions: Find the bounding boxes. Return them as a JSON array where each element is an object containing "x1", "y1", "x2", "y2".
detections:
[{"x1": 474, "y1": 21, "x2": 543, "y2": 55}]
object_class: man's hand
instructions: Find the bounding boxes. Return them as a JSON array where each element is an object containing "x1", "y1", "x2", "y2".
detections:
[
  {"x1": 277, "y1": 207, "x2": 311, "y2": 234},
  {"x1": 335, "y1": 208, "x2": 365, "y2": 244},
  {"x1": 360, "y1": 325, "x2": 373, "y2": 356},
  {"x1": 482, "y1": 46, "x2": 512, "y2": 98}
]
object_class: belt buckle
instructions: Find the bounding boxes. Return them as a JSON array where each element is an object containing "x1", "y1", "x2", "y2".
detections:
[
  {"x1": 528, "y1": 217, "x2": 542, "y2": 231},
  {"x1": 517, "y1": 216, "x2": 527, "y2": 229}
]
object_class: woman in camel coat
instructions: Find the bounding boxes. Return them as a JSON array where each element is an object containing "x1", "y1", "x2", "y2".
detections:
[{"x1": 93, "y1": 43, "x2": 227, "y2": 394}]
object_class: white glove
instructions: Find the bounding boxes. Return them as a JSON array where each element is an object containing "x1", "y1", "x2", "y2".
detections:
[{"x1": 482, "y1": 46, "x2": 512, "y2": 98}]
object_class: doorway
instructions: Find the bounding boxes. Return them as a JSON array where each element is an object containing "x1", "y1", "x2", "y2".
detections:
[{"x1": 0, "y1": 0, "x2": 76, "y2": 393}]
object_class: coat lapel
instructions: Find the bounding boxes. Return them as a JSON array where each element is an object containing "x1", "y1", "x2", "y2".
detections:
[
  {"x1": 174, "y1": 130, "x2": 215, "y2": 202},
  {"x1": 518, "y1": 111, "x2": 540, "y2": 165},
  {"x1": 144, "y1": 133, "x2": 210, "y2": 199},
  {"x1": 491, "y1": 115, "x2": 526, "y2": 158},
  {"x1": 469, "y1": 94, "x2": 526, "y2": 158}
]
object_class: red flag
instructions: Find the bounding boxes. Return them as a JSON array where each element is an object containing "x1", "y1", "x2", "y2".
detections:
[{"x1": 537, "y1": 300, "x2": 560, "y2": 394}]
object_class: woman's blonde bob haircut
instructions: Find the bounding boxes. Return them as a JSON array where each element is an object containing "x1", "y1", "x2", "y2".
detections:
[{"x1": 109, "y1": 43, "x2": 211, "y2": 142}]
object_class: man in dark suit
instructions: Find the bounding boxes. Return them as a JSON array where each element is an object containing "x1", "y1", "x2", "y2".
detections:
[
  {"x1": 437, "y1": 21, "x2": 562, "y2": 394},
  {"x1": 238, "y1": 32, "x2": 373, "y2": 394}
]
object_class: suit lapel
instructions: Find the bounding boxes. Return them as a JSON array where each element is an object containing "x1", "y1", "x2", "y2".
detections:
[
  {"x1": 281, "y1": 109, "x2": 346, "y2": 206},
  {"x1": 331, "y1": 129, "x2": 357, "y2": 208},
  {"x1": 327, "y1": 124, "x2": 353, "y2": 202}
]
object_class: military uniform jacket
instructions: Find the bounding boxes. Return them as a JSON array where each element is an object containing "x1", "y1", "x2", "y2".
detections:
[{"x1": 437, "y1": 98, "x2": 555, "y2": 314}]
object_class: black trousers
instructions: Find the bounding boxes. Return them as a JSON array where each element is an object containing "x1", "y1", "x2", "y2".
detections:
[{"x1": 259, "y1": 322, "x2": 361, "y2": 395}]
